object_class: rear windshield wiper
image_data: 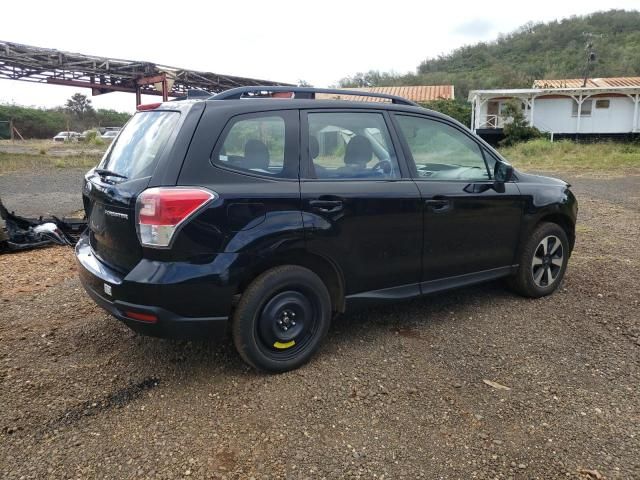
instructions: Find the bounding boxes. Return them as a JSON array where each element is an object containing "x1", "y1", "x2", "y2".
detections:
[{"x1": 94, "y1": 168, "x2": 128, "y2": 180}]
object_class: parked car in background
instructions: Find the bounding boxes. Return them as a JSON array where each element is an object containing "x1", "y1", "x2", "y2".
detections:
[
  {"x1": 76, "y1": 87, "x2": 577, "y2": 373},
  {"x1": 101, "y1": 130, "x2": 119, "y2": 142},
  {"x1": 98, "y1": 127, "x2": 121, "y2": 135},
  {"x1": 52, "y1": 131, "x2": 80, "y2": 142}
]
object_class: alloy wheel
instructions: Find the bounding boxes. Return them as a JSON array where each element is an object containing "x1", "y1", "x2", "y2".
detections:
[{"x1": 531, "y1": 235, "x2": 564, "y2": 288}]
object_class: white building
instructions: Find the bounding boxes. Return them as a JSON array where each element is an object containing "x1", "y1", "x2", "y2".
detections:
[{"x1": 468, "y1": 77, "x2": 640, "y2": 141}]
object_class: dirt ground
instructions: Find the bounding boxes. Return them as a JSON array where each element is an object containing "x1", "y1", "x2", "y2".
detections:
[
  {"x1": 0, "y1": 167, "x2": 86, "y2": 217},
  {"x1": 0, "y1": 171, "x2": 638, "y2": 479}
]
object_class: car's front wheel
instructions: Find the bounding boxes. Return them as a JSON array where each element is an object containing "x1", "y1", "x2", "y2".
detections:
[
  {"x1": 232, "y1": 265, "x2": 332, "y2": 372},
  {"x1": 508, "y1": 222, "x2": 569, "y2": 298}
]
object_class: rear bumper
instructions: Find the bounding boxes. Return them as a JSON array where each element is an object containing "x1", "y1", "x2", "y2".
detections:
[{"x1": 75, "y1": 234, "x2": 229, "y2": 338}]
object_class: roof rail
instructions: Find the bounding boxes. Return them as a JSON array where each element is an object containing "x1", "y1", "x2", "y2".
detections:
[{"x1": 209, "y1": 86, "x2": 421, "y2": 107}]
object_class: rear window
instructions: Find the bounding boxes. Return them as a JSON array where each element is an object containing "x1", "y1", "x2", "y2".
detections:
[{"x1": 101, "y1": 111, "x2": 179, "y2": 180}]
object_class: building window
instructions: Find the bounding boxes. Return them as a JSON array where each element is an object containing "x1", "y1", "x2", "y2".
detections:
[
  {"x1": 572, "y1": 99, "x2": 592, "y2": 117},
  {"x1": 595, "y1": 99, "x2": 610, "y2": 109}
]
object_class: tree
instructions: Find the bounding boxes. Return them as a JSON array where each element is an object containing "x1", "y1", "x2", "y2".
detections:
[
  {"x1": 337, "y1": 70, "x2": 404, "y2": 88},
  {"x1": 420, "y1": 99, "x2": 472, "y2": 127},
  {"x1": 335, "y1": 10, "x2": 640, "y2": 100},
  {"x1": 0, "y1": 103, "x2": 130, "y2": 138},
  {"x1": 65, "y1": 93, "x2": 95, "y2": 117},
  {"x1": 95, "y1": 109, "x2": 131, "y2": 127},
  {"x1": 499, "y1": 100, "x2": 542, "y2": 146},
  {"x1": 64, "y1": 93, "x2": 96, "y2": 131}
]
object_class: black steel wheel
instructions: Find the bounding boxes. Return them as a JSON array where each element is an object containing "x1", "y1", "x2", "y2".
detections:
[{"x1": 232, "y1": 265, "x2": 331, "y2": 372}]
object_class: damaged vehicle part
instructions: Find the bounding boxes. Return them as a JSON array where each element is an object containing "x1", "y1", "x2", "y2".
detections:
[{"x1": 0, "y1": 195, "x2": 86, "y2": 253}]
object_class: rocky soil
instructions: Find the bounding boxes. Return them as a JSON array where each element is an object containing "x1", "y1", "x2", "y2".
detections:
[{"x1": 0, "y1": 173, "x2": 638, "y2": 479}]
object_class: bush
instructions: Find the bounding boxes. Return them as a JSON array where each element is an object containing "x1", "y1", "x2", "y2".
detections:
[
  {"x1": 84, "y1": 130, "x2": 98, "y2": 142},
  {"x1": 0, "y1": 104, "x2": 131, "y2": 139},
  {"x1": 499, "y1": 100, "x2": 542, "y2": 146},
  {"x1": 420, "y1": 99, "x2": 471, "y2": 127}
]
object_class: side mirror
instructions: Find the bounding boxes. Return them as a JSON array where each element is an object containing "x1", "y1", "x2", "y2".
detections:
[{"x1": 494, "y1": 162, "x2": 514, "y2": 183}]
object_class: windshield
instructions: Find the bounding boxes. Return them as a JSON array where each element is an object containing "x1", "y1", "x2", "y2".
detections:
[{"x1": 101, "y1": 111, "x2": 179, "y2": 180}]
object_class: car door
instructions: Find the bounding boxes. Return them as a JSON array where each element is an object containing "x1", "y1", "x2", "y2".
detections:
[
  {"x1": 177, "y1": 108, "x2": 304, "y2": 260},
  {"x1": 391, "y1": 113, "x2": 523, "y2": 288},
  {"x1": 300, "y1": 109, "x2": 423, "y2": 298}
]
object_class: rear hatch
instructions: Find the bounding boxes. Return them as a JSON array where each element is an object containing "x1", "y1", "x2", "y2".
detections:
[{"x1": 83, "y1": 109, "x2": 182, "y2": 272}]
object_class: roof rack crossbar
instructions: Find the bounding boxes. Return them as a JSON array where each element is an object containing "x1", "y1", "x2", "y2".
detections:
[{"x1": 209, "y1": 86, "x2": 421, "y2": 107}]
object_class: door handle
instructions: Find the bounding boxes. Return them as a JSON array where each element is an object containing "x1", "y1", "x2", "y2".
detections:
[
  {"x1": 425, "y1": 198, "x2": 451, "y2": 213},
  {"x1": 310, "y1": 199, "x2": 343, "y2": 213}
]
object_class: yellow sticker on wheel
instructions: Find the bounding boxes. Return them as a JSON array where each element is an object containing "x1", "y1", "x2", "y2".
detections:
[{"x1": 273, "y1": 340, "x2": 296, "y2": 349}]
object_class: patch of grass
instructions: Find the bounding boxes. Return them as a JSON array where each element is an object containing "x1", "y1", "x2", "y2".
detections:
[
  {"x1": 498, "y1": 139, "x2": 640, "y2": 173},
  {"x1": 0, "y1": 152, "x2": 99, "y2": 174}
]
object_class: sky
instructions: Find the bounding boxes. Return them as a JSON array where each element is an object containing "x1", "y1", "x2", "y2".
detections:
[{"x1": 1, "y1": 0, "x2": 638, "y2": 113}]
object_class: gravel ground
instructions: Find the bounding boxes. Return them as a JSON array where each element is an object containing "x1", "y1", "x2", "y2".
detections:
[
  {"x1": 0, "y1": 173, "x2": 638, "y2": 479},
  {"x1": 532, "y1": 171, "x2": 640, "y2": 212},
  {"x1": 0, "y1": 167, "x2": 86, "y2": 217}
]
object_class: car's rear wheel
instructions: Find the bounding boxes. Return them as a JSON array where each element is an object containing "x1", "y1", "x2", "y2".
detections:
[
  {"x1": 508, "y1": 222, "x2": 569, "y2": 298},
  {"x1": 232, "y1": 265, "x2": 331, "y2": 372}
]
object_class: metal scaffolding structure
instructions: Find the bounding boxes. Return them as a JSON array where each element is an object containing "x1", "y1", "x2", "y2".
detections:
[{"x1": 0, "y1": 40, "x2": 293, "y2": 105}]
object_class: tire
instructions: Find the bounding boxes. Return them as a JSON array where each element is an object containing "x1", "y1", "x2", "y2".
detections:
[
  {"x1": 231, "y1": 265, "x2": 332, "y2": 373},
  {"x1": 508, "y1": 222, "x2": 569, "y2": 298}
]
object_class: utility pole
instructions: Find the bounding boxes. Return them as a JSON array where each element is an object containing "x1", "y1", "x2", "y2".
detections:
[
  {"x1": 581, "y1": 33, "x2": 604, "y2": 87},
  {"x1": 582, "y1": 42, "x2": 597, "y2": 87}
]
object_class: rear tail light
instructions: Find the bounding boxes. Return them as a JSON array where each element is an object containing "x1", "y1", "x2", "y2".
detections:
[{"x1": 136, "y1": 187, "x2": 217, "y2": 248}]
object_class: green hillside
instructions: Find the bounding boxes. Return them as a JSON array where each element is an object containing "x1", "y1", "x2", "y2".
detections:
[{"x1": 339, "y1": 10, "x2": 640, "y2": 100}]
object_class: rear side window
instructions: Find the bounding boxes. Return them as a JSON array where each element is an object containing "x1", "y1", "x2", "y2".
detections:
[
  {"x1": 306, "y1": 112, "x2": 400, "y2": 180},
  {"x1": 101, "y1": 111, "x2": 179, "y2": 180},
  {"x1": 213, "y1": 114, "x2": 289, "y2": 177}
]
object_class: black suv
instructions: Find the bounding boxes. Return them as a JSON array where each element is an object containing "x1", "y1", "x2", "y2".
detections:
[{"x1": 76, "y1": 87, "x2": 577, "y2": 372}]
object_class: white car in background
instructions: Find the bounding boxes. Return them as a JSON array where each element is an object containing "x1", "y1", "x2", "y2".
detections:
[
  {"x1": 101, "y1": 130, "x2": 119, "y2": 142},
  {"x1": 52, "y1": 131, "x2": 80, "y2": 142}
]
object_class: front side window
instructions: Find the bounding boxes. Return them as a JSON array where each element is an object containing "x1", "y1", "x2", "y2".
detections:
[
  {"x1": 395, "y1": 115, "x2": 490, "y2": 181},
  {"x1": 214, "y1": 114, "x2": 287, "y2": 177},
  {"x1": 306, "y1": 112, "x2": 400, "y2": 180}
]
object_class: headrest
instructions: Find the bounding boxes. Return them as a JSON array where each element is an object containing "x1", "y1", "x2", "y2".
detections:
[
  {"x1": 344, "y1": 135, "x2": 372, "y2": 166},
  {"x1": 244, "y1": 139, "x2": 269, "y2": 170}
]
